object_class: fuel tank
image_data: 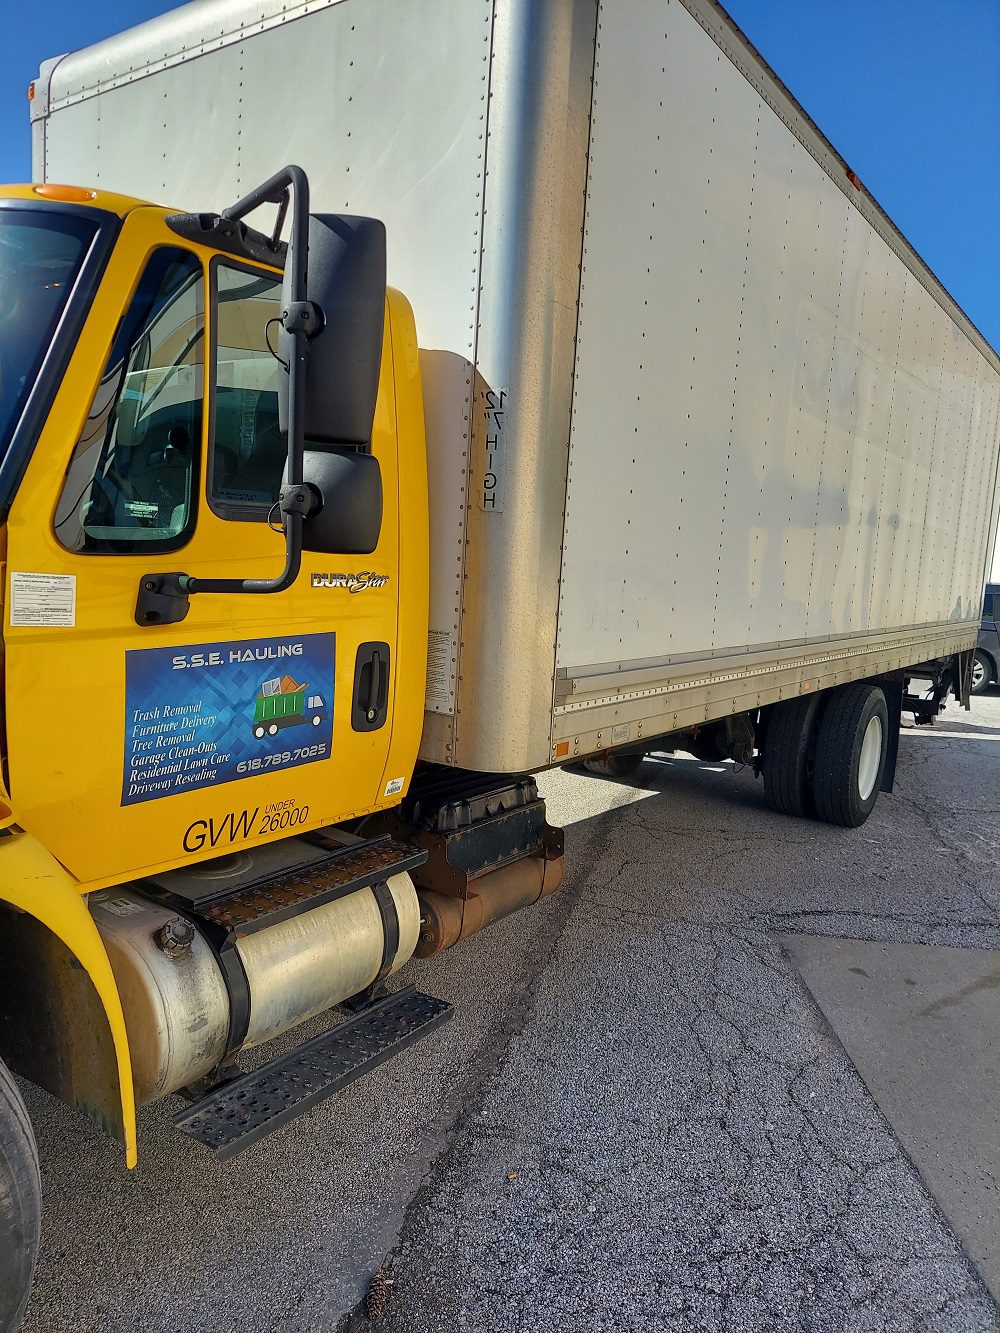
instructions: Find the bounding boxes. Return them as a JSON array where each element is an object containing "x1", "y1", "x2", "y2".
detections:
[{"x1": 90, "y1": 851, "x2": 420, "y2": 1105}]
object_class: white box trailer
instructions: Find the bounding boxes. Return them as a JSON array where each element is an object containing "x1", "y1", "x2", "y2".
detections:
[{"x1": 32, "y1": 0, "x2": 1000, "y2": 775}]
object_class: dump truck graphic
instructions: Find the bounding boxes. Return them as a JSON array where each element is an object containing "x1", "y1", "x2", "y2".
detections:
[{"x1": 251, "y1": 674, "x2": 326, "y2": 739}]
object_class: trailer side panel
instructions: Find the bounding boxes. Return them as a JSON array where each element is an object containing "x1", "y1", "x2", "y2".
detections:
[{"x1": 552, "y1": 0, "x2": 1000, "y2": 750}]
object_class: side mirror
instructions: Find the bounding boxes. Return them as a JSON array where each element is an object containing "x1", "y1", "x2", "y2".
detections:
[
  {"x1": 279, "y1": 214, "x2": 387, "y2": 445},
  {"x1": 296, "y1": 448, "x2": 382, "y2": 555},
  {"x1": 135, "y1": 169, "x2": 388, "y2": 625}
]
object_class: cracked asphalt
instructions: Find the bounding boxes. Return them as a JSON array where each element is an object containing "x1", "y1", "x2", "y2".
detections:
[{"x1": 19, "y1": 691, "x2": 1000, "y2": 1332}]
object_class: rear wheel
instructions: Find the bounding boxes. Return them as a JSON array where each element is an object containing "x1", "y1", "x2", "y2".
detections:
[
  {"x1": 971, "y1": 651, "x2": 993, "y2": 696},
  {"x1": 812, "y1": 683, "x2": 888, "y2": 827},
  {"x1": 761, "y1": 695, "x2": 821, "y2": 818},
  {"x1": 0, "y1": 1058, "x2": 40, "y2": 1333}
]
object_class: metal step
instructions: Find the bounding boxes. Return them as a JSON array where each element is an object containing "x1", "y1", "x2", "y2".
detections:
[
  {"x1": 173, "y1": 986, "x2": 452, "y2": 1159},
  {"x1": 143, "y1": 833, "x2": 427, "y2": 938}
]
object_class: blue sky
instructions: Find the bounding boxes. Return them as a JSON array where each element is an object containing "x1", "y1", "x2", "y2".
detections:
[
  {"x1": 1, "y1": 1, "x2": 998, "y2": 348},
  {"x1": 724, "y1": 0, "x2": 1000, "y2": 351}
]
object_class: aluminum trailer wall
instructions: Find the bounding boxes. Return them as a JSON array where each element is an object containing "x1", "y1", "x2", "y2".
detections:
[
  {"x1": 550, "y1": 0, "x2": 1000, "y2": 759},
  {"x1": 34, "y1": 0, "x2": 1000, "y2": 775}
]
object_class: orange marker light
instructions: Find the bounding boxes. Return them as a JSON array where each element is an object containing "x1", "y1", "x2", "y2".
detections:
[
  {"x1": 27, "y1": 82, "x2": 35, "y2": 103},
  {"x1": 554, "y1": 741, "x2": 570, "y2": 758},
  {"x1": 33, "y1": 184, "x2": 97, "y2": 203}
]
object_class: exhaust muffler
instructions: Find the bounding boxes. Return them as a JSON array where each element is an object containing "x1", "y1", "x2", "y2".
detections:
[{"x1": 414, "y1": 854, "x2": 563, "y2": 957}]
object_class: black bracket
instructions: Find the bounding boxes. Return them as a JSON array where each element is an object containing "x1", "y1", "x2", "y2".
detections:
[
  {"x1": 281, "y1": 299, "x2": 323, "y2": 338},
  {"x1": 135, "y1": 572, "x2": 191, "y2": 626},
  {"x1": 954, "y1": 648, "x2": 974, "y2": 710},
  {"x1": 279, "y1": 482, "x2": 320, "y2": 519}
]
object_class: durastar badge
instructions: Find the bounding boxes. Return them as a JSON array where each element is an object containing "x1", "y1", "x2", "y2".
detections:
[{"x1": 311, "y1": 572, "x2": 390, "y2": 593}]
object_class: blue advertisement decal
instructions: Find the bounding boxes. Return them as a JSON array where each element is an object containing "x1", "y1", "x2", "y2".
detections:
[{"x1": 122, "y1": 633, "x2": 335, "y2": 806}]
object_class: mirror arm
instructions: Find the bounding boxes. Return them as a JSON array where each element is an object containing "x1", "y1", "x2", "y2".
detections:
[{"x1": 135, "y1": 166, "x2": 317, "y2": 627}]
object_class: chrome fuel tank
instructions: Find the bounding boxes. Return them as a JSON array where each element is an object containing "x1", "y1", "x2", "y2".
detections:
[
  {"x1": 90, "y1": 852, "x2": 420, "y2": 1105},
  {"x1": 239, "y1": 871, "x2": 419, "y2": 1048}
]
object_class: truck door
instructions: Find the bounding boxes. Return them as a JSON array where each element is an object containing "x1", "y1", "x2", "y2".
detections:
[{"x1": 4, "y1": 211, "x2": 401, "y2": 885}]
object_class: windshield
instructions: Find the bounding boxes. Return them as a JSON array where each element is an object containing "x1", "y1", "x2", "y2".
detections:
[{"x1": 0, "y1": 209, "x2": 99, "y2": 456}]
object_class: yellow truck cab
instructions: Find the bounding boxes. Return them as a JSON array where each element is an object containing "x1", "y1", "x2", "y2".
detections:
[
  {"x1": 0, "y1": 181, "x2": 430, "y2": 880},
  {"x1": 0, "y1": 174, "x2": 456, "y2": 1329}
]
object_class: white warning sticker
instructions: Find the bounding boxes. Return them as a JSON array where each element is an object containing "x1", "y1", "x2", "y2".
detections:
[
  {"x1": 9, "y1": 572, "x2": 76, "y2": 628},
  {"x1": 425, "y1": 628, "x2": 455, "y2": 714},
  {"x1": 384, "y1": 776, "x2": 405, "y2": 798},
  {"x1": 95, "y1": 897, "x2": 145, "y2": 918}
]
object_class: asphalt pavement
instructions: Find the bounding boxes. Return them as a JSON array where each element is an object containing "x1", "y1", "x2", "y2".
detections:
[{"x1": 19, "y1": 691, "x2": 1000, "y2": 1332}]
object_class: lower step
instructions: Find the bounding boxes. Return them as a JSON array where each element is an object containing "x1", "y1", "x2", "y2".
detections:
[{"x1": 173, "y1": 986, "x2": 452, "y2": 1159}]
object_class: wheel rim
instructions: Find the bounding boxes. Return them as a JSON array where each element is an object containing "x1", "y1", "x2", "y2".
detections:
[
  {"x1": 857, "y1": 714, "x2": 883, "y2": 802},
  {"x1": 972, "y1": 658, "x2": 987, "y2": 690}
]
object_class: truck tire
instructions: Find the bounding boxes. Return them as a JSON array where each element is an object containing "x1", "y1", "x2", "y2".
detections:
[
  {"x1": 761, "y1": 695, "x2": 821, "y2": 818},
  {"x1": 0, "y1": 1059, "x2": 40, "y2": 1333},
  {"x1": 971, "y1": 650, "x2": 994, "y2": 696},
  {"x1": 812, "y1": 683, "x2": 888, "y2": 828}
]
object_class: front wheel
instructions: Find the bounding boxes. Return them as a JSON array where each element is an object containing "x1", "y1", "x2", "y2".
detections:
[
  {"x1": 0, "y1": 1058, "x2": 40, "y2": 1332},
  {"x1": 812, "y1": 683, "x2": 888, "y2": 827},
  {"x1": 971, "y1": 651, "x2": 994, "y2": 696}
]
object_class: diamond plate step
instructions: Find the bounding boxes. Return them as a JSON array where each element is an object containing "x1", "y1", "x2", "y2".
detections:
[
  {"x1": 145, "y1": 834, "x2": 427, "y2": 938},
  {"x1": 173, "y1": 987, "x2": 452, "y2": 1159}
]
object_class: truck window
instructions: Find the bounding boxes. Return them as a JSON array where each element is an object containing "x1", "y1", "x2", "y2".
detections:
[
  {"x1": 53, "y1": 247, "x2": 203, "y2": 554},
  {"x1": 0, "y1": 209, "x2": 99, "y2": 458},
  {"x1": 209, "y1": 261, "x2": 284, "y2": 520}
]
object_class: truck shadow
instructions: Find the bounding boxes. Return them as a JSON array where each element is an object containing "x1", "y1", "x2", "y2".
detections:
[
  {"x1": 564, "y1": 752, "x2": 770, "y2": 814},
  {"x1": 902, "y1": 716, "x2": 1000, "y2": 739}
]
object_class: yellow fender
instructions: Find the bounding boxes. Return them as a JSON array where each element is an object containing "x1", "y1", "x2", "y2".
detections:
[{"x1": 0, "y1": 832, "x2": 136, "y2": 1167}]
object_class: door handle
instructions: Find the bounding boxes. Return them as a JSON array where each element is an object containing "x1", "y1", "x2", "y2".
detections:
[
  {"x1": 366, "y1": 650, "x2": 382, "y2": 719},
  {"x1": 352, "y1": 642, "x2": 390, "y2": 731}
]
